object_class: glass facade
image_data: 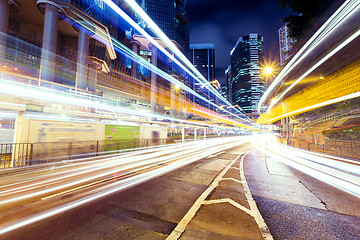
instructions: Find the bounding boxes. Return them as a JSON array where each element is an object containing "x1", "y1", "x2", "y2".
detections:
[
  {"x1": 190, "y1": 44, "x2": 216, "y2": 110},
  {"x1": 135, "y1": 0, "x2": 189, "y2": 55},
  {"x1": 230, "y1": 33, "x2": 264, "y2": 116},
  {"x1": 278, "y1": 23, "x2": 295, "y2": 66}
]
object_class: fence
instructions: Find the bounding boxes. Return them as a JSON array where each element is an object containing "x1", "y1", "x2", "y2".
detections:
[
  {"x1": 0, "y1": 138, "x2": 173, "y2": 169},
  {"x1": 281, "y1": 137, "x2": 360, "y2": 160}
]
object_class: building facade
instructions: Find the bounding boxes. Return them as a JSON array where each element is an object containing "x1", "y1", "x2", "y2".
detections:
[
  {"x1": 134, "y1": 0, "x2": 190, "y2": 56},
  {"x1": 230, "y1": 33, "x2": 264, "y2": 117},
  {"x1": 190, "y1": 43, "x2": 216, "y2": 110},
  {"x1": 278, "y1": 23, "x2": 295, "y2": 66},
  {"x1": 225, "y1": 65, "x2": 231, "y2": 103}
]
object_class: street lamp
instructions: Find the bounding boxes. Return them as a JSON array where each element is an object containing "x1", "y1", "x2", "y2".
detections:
[{"x1": 264, "y1": 67, "x2": 273, "y2": 75}]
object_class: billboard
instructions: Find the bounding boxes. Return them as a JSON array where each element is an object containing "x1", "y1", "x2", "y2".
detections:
[{"x1": 104, "y1": 125, "x2": 140, "y2": 151}]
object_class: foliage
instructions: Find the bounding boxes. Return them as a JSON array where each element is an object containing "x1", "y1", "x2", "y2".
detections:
[
  {"x1": 323, "y1": 126, "x2": 360, "y2": 141},
  {"x1": 278, "y1": 0, "x2": 335, "y2": 40}
]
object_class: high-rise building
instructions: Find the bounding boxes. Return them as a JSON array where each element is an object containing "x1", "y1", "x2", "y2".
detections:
[
  {"x1": 278, "y1": 23, "x2": 295, "y2": 66},
  {"x1": 225, "y1": 65, "x2": 232, "y2": 103},
  {"x1": 134, "y1": 0, "x2": 190, "y2": 56},
  {"x1": 230, "y1": 33, "x2": 264, "y2": 117},
  {"x1": 190, "y1": 43, "x2": 216, "y2": 109}
]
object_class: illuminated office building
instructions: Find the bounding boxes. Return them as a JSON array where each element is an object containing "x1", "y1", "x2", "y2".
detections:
[
  {"x1": 225, "y1": 65, "x2": 232, "y2": 103},
  {"x1": 278, "y1": 23, "x2": 295, "y2": 66},
  {"x1": 134, "y1": 0, "x2": 190, "y2": 56},
  {"x1": 230, "y1": 33, "x2": 264, "y2": 117},
  {"x1": 190, "y1": 43, "x2": 216, "y2": 110}
]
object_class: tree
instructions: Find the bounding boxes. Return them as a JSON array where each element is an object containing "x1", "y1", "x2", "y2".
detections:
[{"x1": 278, "y1": 0, "x2": 335, "y2": 40}]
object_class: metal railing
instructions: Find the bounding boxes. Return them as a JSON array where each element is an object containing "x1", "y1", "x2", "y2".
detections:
[
  {"x1": 0, "y1": 138, "x2": 175, "y2": 169},
  {"x1": 280, "y1": 137, "x2": 360, "y2": 160}
]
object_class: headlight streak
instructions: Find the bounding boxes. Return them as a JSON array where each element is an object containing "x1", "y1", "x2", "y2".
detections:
[
  {"x1": 0, "y1": 137, "x2": 249, "y2": 235},
  {"x1": 267, "y1": 28, "x2": 360, "y2": 112},
  {"x1": 258, "y1": 0, "x2": 360, "y2": 113},
  {"x1": 262, "y1": 90, "x2": 360, "y2": 124},
  {"x1": 99, "y1": 0, "x2": 252, "y2": 124},
  {"x1": 121, "y1": 0, "x2": 236, "y2": 111},
  {"x1": 253, "y1": 135, "x2": 360, "y2": 198},
  {"x1": 0, "y1": 76, "x2": 252, "y2": 128},
  {"x1": 0, "y1": 140, "x2": 218, "y2": 204},
  {"x1": 0, "y1": 140, "x2": 199, "y2": 193},
  {"x1": 0, "y1": 80, "x2": 214, "y2": 128}
]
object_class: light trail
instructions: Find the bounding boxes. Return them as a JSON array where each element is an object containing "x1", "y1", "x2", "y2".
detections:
[
  {"x1": 267, "y1": 28, "x2": 360, "y2": 112},
  {"x1": 100, "y1": 0, "x2": 252, "y2": 123},
  {"x1": 254, "y1": 135, "x2": 360, "y2": 198},
  {"x1": 258, "y1": 0, "x2": 360, "y2": 112},
  {"x1": 0, "y1": 80, "x2": 221, "y2": 128},
  {"x1": 121, "y1": 0, "x2": 234, "y2": 109},
  {"x1": 0, "y1": 137, "x2": 250, "y2": 235},
  {"x1": 260, "y1": 90, "x2": 360, "y2": 124}
]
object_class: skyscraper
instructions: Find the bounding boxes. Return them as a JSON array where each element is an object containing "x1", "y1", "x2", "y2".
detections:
[
  {"x1": 134, "y1": 0, "x2": 190, "y2": 55},
  {"x1": 230, "y1": 33, "x2": 264, "y2": 117},
  {"x1": 190, "y1": 43, "x2": 216, "y2": 109},
  {"x1": 225, "y1": 65, "x2": 232, "y2": 103},
  {"x1": 278, "y1": 23, "x2": 295, "y2": 66}
]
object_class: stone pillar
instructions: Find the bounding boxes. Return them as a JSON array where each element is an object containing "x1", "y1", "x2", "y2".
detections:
[
  {"x1": 88, "y1": 61, "x2": 100, "y2": 93},
  {"x1": 37, "y1": 1, "x2": 65, "y2": 82},
  {"x1": 0, "y1": 0, "x2": 9, "y2": 57},
  {"x1": 149, "y1": 43, "x2": 157, "y2": 114},
  {"x1": 76, "y1": 27, "x2": 89, "y2": 91},
  {"x1": 0, "y1": 0, "x2": 19, "y2": 58},
  {"x1": 170, "y1": 85, "x2": 175, "y2": 119},
  {"x1": 181, "y1": 126, "x2": 185, "y2": 143},
  {"x1": 130, "y1": 39, "x2": 140, "y2": 78}
]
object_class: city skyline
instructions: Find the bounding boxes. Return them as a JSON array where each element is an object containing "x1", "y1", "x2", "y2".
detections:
[{"x1": 186, "y1": 0, "x2": 293, "y2": 83}]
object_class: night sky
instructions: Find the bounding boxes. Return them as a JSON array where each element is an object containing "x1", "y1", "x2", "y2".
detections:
[{"x1": 186, "y1": 0, "x2": 293, "y2": 83}]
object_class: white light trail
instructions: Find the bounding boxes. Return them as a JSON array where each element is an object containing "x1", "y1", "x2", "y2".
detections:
[
  {"x1": 254, "y1": 135, "x2": 360, "y2": 198},
  {"x1": 101, "y1": 0, "x2": 252, "y2": 123},
  {"x1": 0, "y1": 137, "x2": 249, "y2": 235},
  {"x1": 262, "y1": 90, "x2": 360, "y2": 124},
  {"x1": 258, "y1": 0, "x2": 360, "y2": 112},
  {"x1": 267, "y1": 28, "x2": 360, "y2": 112}
]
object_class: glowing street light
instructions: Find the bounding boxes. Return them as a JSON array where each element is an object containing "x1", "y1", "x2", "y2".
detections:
[{"x1": 264, "y1": 67, "x2": 273, "y2": 75}]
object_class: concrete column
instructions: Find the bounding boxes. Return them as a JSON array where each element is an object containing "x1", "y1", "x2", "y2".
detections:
[
  {"x1": 39, "y1": 3, "x2": 60, "y2": 82},
  {"x1": 87, "y1": 62, "x2": 99, "y2": 93},
  {"x1": 149, "y1": 43, "x2": 157, "y2": 113},
  {"x1": 0, "y1": 0, "x2": 9, "y2": 57},
  {"x1": 170, "y1": 85, "x2": 175, "y2": 119},
  {"x1": 130, "y1": 39, "x2": 140, "y2": 78},
  {"x1": 204, "y1": 128, "x2": 206, "y2": 139},
  {"x1": 194, "y1": 128, "x2": 197, "y2": 140},
  {"x1": 181, "y1": 126, "x2": 185, "y2": 143},
  {"x1": 76, "y1": 27, "x2": 89, "y2": 90}
]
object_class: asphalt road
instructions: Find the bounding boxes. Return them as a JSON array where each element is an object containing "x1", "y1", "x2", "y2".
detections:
[
  {"x1": 1, "y1": 137, "x2": 360, "y2": 239},
  {"x1": 2, "y1": 140, "x2": 267, "y2": 240},
  {"x1": 246, "y1": 149, "x2": 360, "y2": 240}
]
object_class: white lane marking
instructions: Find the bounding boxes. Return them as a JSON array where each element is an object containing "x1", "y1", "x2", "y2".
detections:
[
  {"x1": 166, "y1": 152, "x2": 242, "y2": 240},
  {"x1": 206, "y1": 151, "x2": 225, "y2": 158},
  {"x1": 230, "y1": 167, "x2": 241, "y2": 171},
  {"x1": 240, "y1": 152, "x2": 274, "y2": 240},
  {"x1": 221, "y1": 177, "x2": 244, "y2": 184},
  {"x1": 203, "y1": 198, "x2": 252, "y2": 216}
]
